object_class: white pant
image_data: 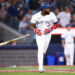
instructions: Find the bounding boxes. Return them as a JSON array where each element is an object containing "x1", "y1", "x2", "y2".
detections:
[
  {"x1": 64, "y1": 43, "x2": 74, "y2": 66},
  {"x1": 36, "y1": 33, "x2": 51, "y2": 70}
]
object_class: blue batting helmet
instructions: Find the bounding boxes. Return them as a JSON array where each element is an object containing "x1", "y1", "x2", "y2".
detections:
[
  {"x1": 40, "y1": 2, "x2": 50, "y2": 10},
  {"x1": 65, "y1": 24, "x2": 71, "y2": 27}
]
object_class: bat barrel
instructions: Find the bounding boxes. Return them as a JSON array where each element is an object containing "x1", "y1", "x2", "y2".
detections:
[{"x1": 0, "y1": 34, "x2": 30, "y2": 46}]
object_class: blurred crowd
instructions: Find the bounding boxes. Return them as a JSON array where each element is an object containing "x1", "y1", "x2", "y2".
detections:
[{"x1": 0, "y1": 0, "x2": 75, "y2": 34}]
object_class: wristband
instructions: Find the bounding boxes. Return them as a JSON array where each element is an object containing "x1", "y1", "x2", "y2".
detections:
[{"x1": 49, "y1": 28, "x2": 53, "y2": 32}]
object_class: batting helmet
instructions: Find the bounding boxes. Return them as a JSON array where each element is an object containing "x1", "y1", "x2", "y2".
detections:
[
  {"x1": 65, "y1": 24, "x2": 71, "y2": 27},
  {"x1": 40, "y1": 2, "x2": 50, "y2": 10}
]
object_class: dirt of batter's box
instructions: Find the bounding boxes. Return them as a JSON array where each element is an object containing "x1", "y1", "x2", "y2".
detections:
[{"x1": 0, "y1": 69, "x2": 75, "y2": 73}]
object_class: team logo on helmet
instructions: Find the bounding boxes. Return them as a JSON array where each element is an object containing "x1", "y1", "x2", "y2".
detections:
[{"x1": 40, "y1": 2, "x2": 50, "y2": 10}]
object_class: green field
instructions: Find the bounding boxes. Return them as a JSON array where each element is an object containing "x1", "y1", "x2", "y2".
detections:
[
  {"x1": 0, "y1": 66, "x2": 75, "y2": 75},
  {"x1": 0, "y1": 72, "x2": 75, "y2": 75}
]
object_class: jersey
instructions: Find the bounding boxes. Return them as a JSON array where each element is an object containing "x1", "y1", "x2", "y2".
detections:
[
  {"x1": 61, "y1": 30, "x2": 75, "y2": 43},
  {"x1": 31, "y1": 11, "x2": 57, "y2": 33}
]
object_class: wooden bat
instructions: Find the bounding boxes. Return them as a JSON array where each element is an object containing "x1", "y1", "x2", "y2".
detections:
[{"x1": 0, "y1": 34, "x2": 30, "y2": 46}]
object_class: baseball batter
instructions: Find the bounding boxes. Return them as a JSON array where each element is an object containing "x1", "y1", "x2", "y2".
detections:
[
  {"x1": 61, "y1": 24, "x2": 75, "y2": 66},
  {"x1": 29, "y1": 2, "x2": 59, "y2": 72}
]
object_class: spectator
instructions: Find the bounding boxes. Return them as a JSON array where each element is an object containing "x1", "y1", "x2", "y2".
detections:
[
  {"x1": 17, "y1": 10, "x2": 24, "y2": 20},
  {"x1": 7, "y1": 1, "x2": 18, "y2": 17},
  {"x1": 25, "y1": 9, "x2": 32, "y2": 24},
  {"x1": 71, "y1": 13, "x2": 75, "y2": 27},
  {"x1": 38, "y1": 0, "x2": 43, "y2": 4},
  {"x1": 54, "y1": 7, "x2": 60, "y2": 16},
  {"x1": 0, "y1": 4, "x2": 2, "y2": 9},
  {"x1": 0, "y1": 0, "x2": 5, "y2": 4},
  {"x1": 5, "y1": 0, "x2": 11, "y2": 8},
  {"x1": 70, "y1": 0, "x2": 75, "y2": 13},
  {"x1": 29, "y1": 0, "x2": 39, "y2": 10},
  {"x1": 57, "y1": 7, "x2": 71, "y2": 27},
  {"x1": 0, "y1": 5, "x2": 7, "y2": 21},
  {"x1": 70, "y1": 0, "x2": 75, "y2": 7},
  {"x1": 17, "y1": 0, "x2": 25, "y2": 10},
  {"x1": 25, "y1": 0, "x2": 29, "y2": 9},
  {"x1": 19, "y1": 17, "x2": 28, "y2": 34},
  {"x1": 25, "y1": 0, "x2": 29, "y2": 5},
  {"x1": 16, "y1": 0, "x2": 28, "y2": 14},
  {"x1": 56, "y1": 0, "x2": 70, "y2": 10},
  {"x1": 0, "y1": 0, "x2": 3, "y2": 9}
]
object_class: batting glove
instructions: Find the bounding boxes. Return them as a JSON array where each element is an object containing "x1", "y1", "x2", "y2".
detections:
[
  {"x1": 44, "y1": 28, "x2": 50, "y2": 34},
  {"x1": 34, "y1": 29, "x2": 42, "y2": 36},
  {"x1": 52, "y1": 25, "x2": 56, "y2": 29}
]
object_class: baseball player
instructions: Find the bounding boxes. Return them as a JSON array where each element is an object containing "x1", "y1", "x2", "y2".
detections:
[
  {"x1": 61, "y1": 24, "x2": 75, "y2": 66},
  {"x1": 29, "y1": 2, "x2": 59, "y2": 72}
]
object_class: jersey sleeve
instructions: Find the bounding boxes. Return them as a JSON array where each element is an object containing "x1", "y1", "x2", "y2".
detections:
[
  {"x1": 74, "y1": 34, "x2": 75, "y2": 37},
  {"x1": 51, "y1": 12, "x2": 58, "y2": 23},
  {"x1": 30, "y1": 15, "x2": 37, "y2": 24},
  {"x1": 61, "y1": 33, "x2": 65, "y2": 40}
]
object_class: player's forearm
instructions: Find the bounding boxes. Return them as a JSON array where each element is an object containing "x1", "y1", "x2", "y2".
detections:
[
  {"x1": 29, "y1": 23, "x2": 35, "y2": 31},
  {"x1": 44, "y1": 22, "x2": 60, "y2": 34},
  {"x1": 53, "y1": 21, "x2": 60, "y2": 29},
  {"x1": 62, "y1": 40, "x2": 65, "y2": 48},
  {"x1": 49, "y1": 21, "x2": 60, "y2": 32}
]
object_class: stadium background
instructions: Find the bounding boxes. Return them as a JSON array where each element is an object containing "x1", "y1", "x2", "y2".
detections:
[{"x1": 0, "y1": 0, "x2": 75, "y2": 68}]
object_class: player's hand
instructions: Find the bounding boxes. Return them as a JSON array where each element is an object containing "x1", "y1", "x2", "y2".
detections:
[
  {"x1": 34, "y1": 29, "x2": 42, "y2": 36},
  {"x1": 52, "y1": 25, "x2": 56, "y2": 29},
  {"x1": 44, "y1": 28, "x2": 50, "y2": 34}
]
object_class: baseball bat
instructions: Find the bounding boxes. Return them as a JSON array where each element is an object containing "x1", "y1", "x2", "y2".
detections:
[{"x1": 0, "y1": 34, "x2": 30, "y2": 46}]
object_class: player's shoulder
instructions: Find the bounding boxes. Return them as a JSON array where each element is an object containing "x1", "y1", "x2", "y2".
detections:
[
  {"x1": 32, "y1": 11, "x2": 41, "y2": 18},
  {"x1": 50, "y1": 12, "x2": 55, "y2": 15},
  {"x1": 49, "y1": 12, "x2": 56, "y2": 17},
  {"x1": 70, "y1": 30, "x2": 74, "y2": 34}
]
